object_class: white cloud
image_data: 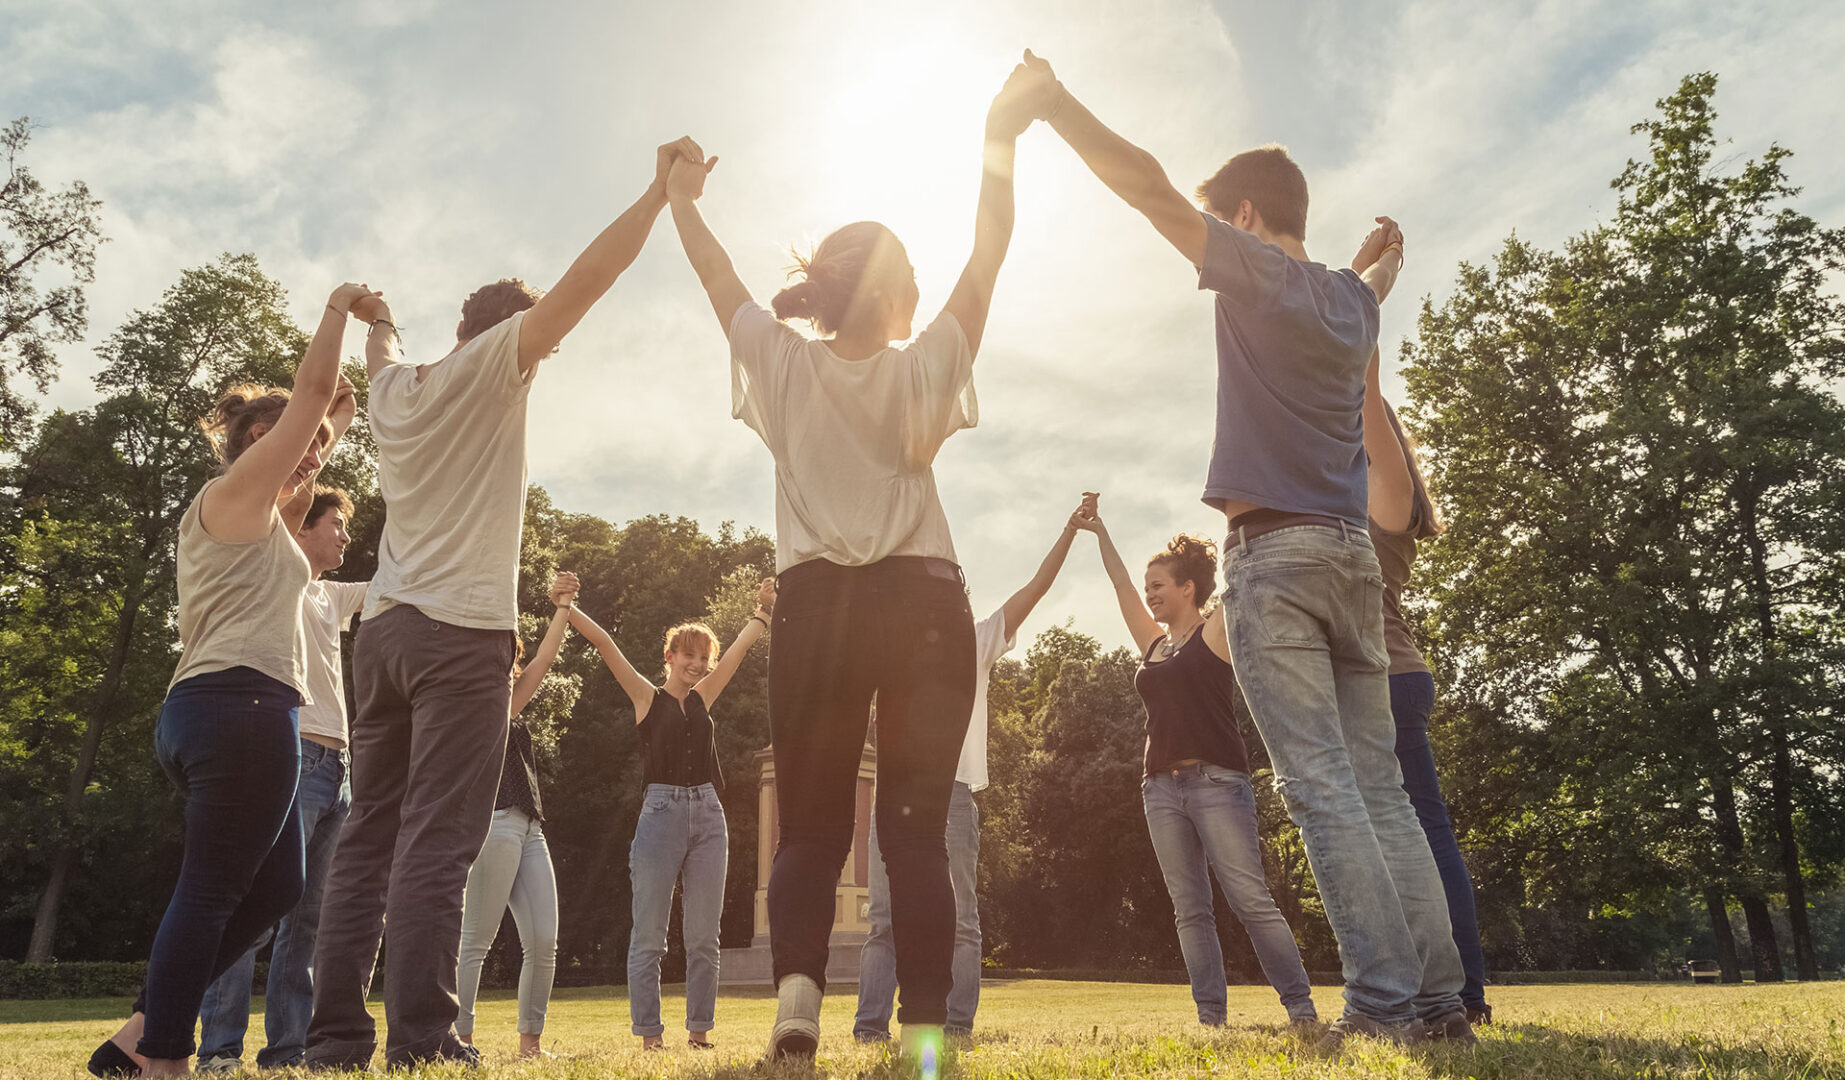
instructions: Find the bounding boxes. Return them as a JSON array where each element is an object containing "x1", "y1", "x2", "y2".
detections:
[{"x1": 7, "y1": 0, "x2": 1844, "y2": 654}]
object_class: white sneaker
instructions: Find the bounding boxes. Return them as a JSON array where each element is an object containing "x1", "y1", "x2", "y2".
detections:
[
  {"x1": 766, "y1": 974, "x2": 821, "y2": 1061},
  {"x1": 196, "y1": 1056, "x2": 243, "y2": 1074}
]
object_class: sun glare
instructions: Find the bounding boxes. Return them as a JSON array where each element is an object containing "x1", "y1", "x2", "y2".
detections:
[{"x1": 799, "y1": 25, "x2": 1048, "y2": 315}]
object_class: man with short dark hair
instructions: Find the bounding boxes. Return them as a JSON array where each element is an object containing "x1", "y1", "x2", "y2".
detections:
[
  {"x1": 306, "y1": 138, "x2": 704, "y2": 1071},
  {"x1": 1011, "y1": 50, "x2": 1470, "y2": 1042},
  {"x1": 195, "y1": 488, "x2": 366, "y2": 1071}
]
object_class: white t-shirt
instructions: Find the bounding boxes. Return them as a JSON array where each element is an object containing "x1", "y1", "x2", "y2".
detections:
[
  {"x1": 364, "y1": 312, "x2": 534, "y2": 630},
  {"x1": 299, "y1": 578, "x2": 368, "y2": 745},
  {"x1": 956, "y1": 608, "x2": 1017, "y2": 792},
  {"x1": 729, "y1": 302, "x2": 976, "y2": 573}
]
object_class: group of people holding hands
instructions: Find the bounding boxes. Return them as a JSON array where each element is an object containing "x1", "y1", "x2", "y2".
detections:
[{"x1": 89, "y1": 48, "x2": 1489, "y2": 1075}]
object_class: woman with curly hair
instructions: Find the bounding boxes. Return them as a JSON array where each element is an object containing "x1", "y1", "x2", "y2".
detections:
[
  {"x1": 90, "y1": 282, "x2": 374, "y2": 1078},
  {"x1": 1073, "y1": 495, "x2": 1317, "y2": 1029}
]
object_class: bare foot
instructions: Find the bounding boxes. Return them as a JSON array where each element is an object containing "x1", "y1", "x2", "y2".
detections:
[
  {"x1": 140, "y1": 1060, "x2": 189, "y2": 1078},
  {"x1": 108, "y1": 1015, "x2": 150, "y2": 1073},
  {"x1": 688, "y1": 1032, "x2": 714, "y2": 1049},
  {"x1": 518, "y1": 1034, "x2": 548, "y2": 1059},
  {"x1": 641, "y1": 1035, "x2": 664, "y2": 1051}
]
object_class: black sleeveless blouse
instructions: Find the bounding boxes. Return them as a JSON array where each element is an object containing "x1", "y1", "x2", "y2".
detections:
[
  {"x1": 1132, "y1": 629, "x2": 1252, "y2": 777},
  {"x1": 639, "y1": 687, "x2": 723, "y2": 790}
]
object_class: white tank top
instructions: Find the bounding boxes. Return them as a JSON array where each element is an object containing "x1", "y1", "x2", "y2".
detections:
[{"x1": 168, "y1": 477, "x2": 314, "y2": 702}]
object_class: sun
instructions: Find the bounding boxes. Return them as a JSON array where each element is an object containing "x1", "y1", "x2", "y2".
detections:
[{"x1": 797, "y1": 26, "x2": 1039, "y2": 312}]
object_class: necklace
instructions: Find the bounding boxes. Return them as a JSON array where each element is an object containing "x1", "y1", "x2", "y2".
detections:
[{"x1": 1158, "y1": 622, "x2": 1200, "y2": 660}]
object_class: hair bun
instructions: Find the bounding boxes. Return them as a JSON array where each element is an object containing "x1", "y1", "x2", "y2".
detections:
[{"x1": 771, "y1": 280, "x2": 820, "y2": 322}]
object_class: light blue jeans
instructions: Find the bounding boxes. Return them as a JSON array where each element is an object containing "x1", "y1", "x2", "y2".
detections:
[
  {"x1": 197, "y1": 738, "x2": 351, "y2": 1067},
  {"x1": 854, "y1": 781, "x2": 981, "y2": 1039},
  {"x1": 628, "y1": 783, "x2": 728, "y2": 1037},
  {"x1": 1221, "y1": 522, "x2": 1464, "y2": 1025},
  {"x1": 457, "y1": 807, "x2": 558, "y2": 1036},
  {"x1": 1141, "y1": 763, "x2": 1316, "y2": 1024}
]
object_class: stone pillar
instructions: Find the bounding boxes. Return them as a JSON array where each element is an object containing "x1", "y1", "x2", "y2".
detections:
[{"x1": 720, "y1": 740, "x2": 878, "y2": 985}]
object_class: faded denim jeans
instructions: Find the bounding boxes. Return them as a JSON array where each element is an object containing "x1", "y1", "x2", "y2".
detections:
[
  {"x1": 457, "y1": 807, "x2": 558, "y2": 1037},
  {"x1": 198, "y1": 738, "x2": 352, "y2": 1066},
  {"x1": 855, "y1": 781, "x2": 982, "y2": 1039},
  {"x1": 1142, "y1": 763, "x2": 1316, "y2": 1024},
  {"x1": 1221, "y1": 523, "x2": 1463, "y2": 1025},
  {"x1": 628, "y1": 783, "x2": 728, "y2": 1037}
]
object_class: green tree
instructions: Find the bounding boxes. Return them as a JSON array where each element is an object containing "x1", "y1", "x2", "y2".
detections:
[
  {"x1": 1403, "y1": 73, "x2": 1845, "y2": 982},
  {"x1": 1, "y1": 118, "x2": 105, "y2": 447}
]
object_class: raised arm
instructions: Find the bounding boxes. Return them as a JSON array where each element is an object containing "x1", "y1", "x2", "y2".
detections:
[
  {"x1": 665, "y1": 149, "x2": 755, "y2": 334},
  {"x1": 1351, "y1": 216, "x2": 1405, "y2": 304},
  {"x1": 1017, "y1": 51, "x2": 1206, "y2": 267},
  {"x1": 354, "y1": 292, "x2": 399, "y2": 380},
  {"x1": 564, "y1": 593, "x2": 657, "y2": 721},
  {"x1": 510, "y1": 575, "x2": 577, "y2": 718},
  {"x1": 1364, "y1": 348, "x2": 1416, "y2": 532},
  {"x1": 200, "y1": 282, "x2": 371, "y2": 544},
  {"x1": 694, "y1": 578, "x2": 776, "y2": 708},
  {"x1": 1071, "y1": 498, "x2": 1163, "y2": 654},
  {"x1": 515, "y1": 139, "x2": 695, "y2": 375},
  {"x1": 999, "y1": 501, "x2": 1086, "y2": 640},
  {"x1": 939, "y1": 71, "x2": 1029, "y2": 357}
]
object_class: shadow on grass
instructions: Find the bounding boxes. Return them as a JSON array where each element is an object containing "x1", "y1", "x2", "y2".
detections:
[{"x1": 1398, "y1": 1022, "x2": 1838, "y2": 1080}]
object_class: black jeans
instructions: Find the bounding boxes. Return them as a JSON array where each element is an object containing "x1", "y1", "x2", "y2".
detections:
[
  {"x1": 139, "y1": 667, "x2": 305, "y2": 1060},
  {"x1": 766, "y1": 557, "x2": 975, "y2": 1026}
]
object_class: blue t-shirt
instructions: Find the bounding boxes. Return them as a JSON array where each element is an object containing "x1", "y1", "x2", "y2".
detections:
[{"x1": 1196, "y1": 212, "x2": 1379, "y2": 527}]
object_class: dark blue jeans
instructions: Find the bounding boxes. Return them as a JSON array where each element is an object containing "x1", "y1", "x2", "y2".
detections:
[
  {"x1": 138, "y1": 667, "x2": 306, "y2": 1060},
  {"x1": 1390, "y1": 671, "x2": 1488, "y2": 1010},
  {"x1": 197, "y1": 739, "x2": 351, "y2": 1066}
]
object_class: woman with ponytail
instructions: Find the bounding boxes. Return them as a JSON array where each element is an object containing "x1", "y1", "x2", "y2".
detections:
[
  {"x1": 90, "y1": 283, "x2": 377, "y2": 1078},
  {"x1": 1071, "y1": 494, "x2": 1318, "y2": 1029},
  {"x1": 662, "y1": 64, "x2": 1048, "y2": 1062},
  {"x1": 1363, "y1": 348, "x2": 1491, "y2": 1023}
]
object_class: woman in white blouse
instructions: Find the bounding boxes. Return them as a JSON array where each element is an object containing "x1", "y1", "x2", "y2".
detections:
[{"x1": 662, "y1": 66, "x2": 1046, "y2": 1062}]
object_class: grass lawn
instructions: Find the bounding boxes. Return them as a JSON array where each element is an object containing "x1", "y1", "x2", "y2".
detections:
[{"x1": 2, "y1": 980, "x2": 1841, "y2": 1079}]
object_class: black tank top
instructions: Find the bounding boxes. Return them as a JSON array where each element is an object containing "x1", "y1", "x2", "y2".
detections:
[
  {"x1": 638, "y1": 687, "x2": 723, "y2": 791},
  {"x1": 1133, "y1": 629, "x2": 1252, "y2": 777}
]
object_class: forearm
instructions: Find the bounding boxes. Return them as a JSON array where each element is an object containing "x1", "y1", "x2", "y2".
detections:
[
  {"x1": 562, "y1": 185, "x2": 669, "y2": 296},
  {"x1": 670, "y1": 196, "x2": 736, "y2": 289},
  {"x1": 1360, "y1": 249, "x2": 1403, "y2": 303},
  {"x1": 974, "y1": 134, "x2": 1017, "y2": 266},
  {"x1": 697, "y1": 613, "x2": 767, "y2": 705},
  {"x1": 1048, "y1": 91, "x2": 1169, "y2": 212},
  {"x1": 1002, "y1": 523, "x2": 1077, "y2": 639},
  {"x1": 529, "y1": 607, "x2": 571, "y2": 675},
  {"x1": 297, "y1": 307, "x2": 347, "y2": 401},
  {"x1": 364, "y1": 320, "x2": 399, "y2": 380}
]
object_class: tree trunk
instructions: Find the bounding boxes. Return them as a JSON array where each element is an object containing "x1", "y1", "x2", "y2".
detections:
[
  {"x1": 1740, "y1": 485, "x2": 1819, "y2": 979},
  {"x1": 1702, "y1": 888, "x2": 1742, "y2": 983},
  {"x1": 1708, "y1": 768, "x2": 1783, "y2": 982},
  {"x1": 25, "y1": 576, "x2": 143, "y2": 963},
  {"x1": 1770, "y1": 727, "x2": 1820, "y2": 979}
]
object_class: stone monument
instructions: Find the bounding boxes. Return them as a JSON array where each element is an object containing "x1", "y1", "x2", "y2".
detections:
[{"x1": 718, "y1": 740, "x2": 877, "y2": 985}]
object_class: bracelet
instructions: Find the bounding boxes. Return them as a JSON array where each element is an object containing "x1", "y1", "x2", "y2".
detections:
[
  {"x1": 749, "y1": 613, "x2": 770, "y2": 629},
  {"x1": 1045, "y1": 83, "x2": 1070, "y2": 124},
  {"x1": 368, "y1": 319, "x2": 398, "y2": 335},
  {"x1": 325, "y1": 303, "x2": 348, "y2": 318}
]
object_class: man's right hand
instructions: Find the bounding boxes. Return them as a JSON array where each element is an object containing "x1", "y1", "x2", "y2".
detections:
[{"x1": 1070, "y1": 491, "x2": 1102, "y2": 532}]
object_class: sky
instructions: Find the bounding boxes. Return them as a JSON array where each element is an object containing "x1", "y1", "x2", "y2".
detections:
[{"x1": 5, "y1": 0, "x2": 1844, "y2": 653}]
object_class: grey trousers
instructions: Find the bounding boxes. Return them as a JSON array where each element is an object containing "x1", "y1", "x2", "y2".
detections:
[{"x1": 305, "y1": 605, "x2": 514, "y2": 1068}]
